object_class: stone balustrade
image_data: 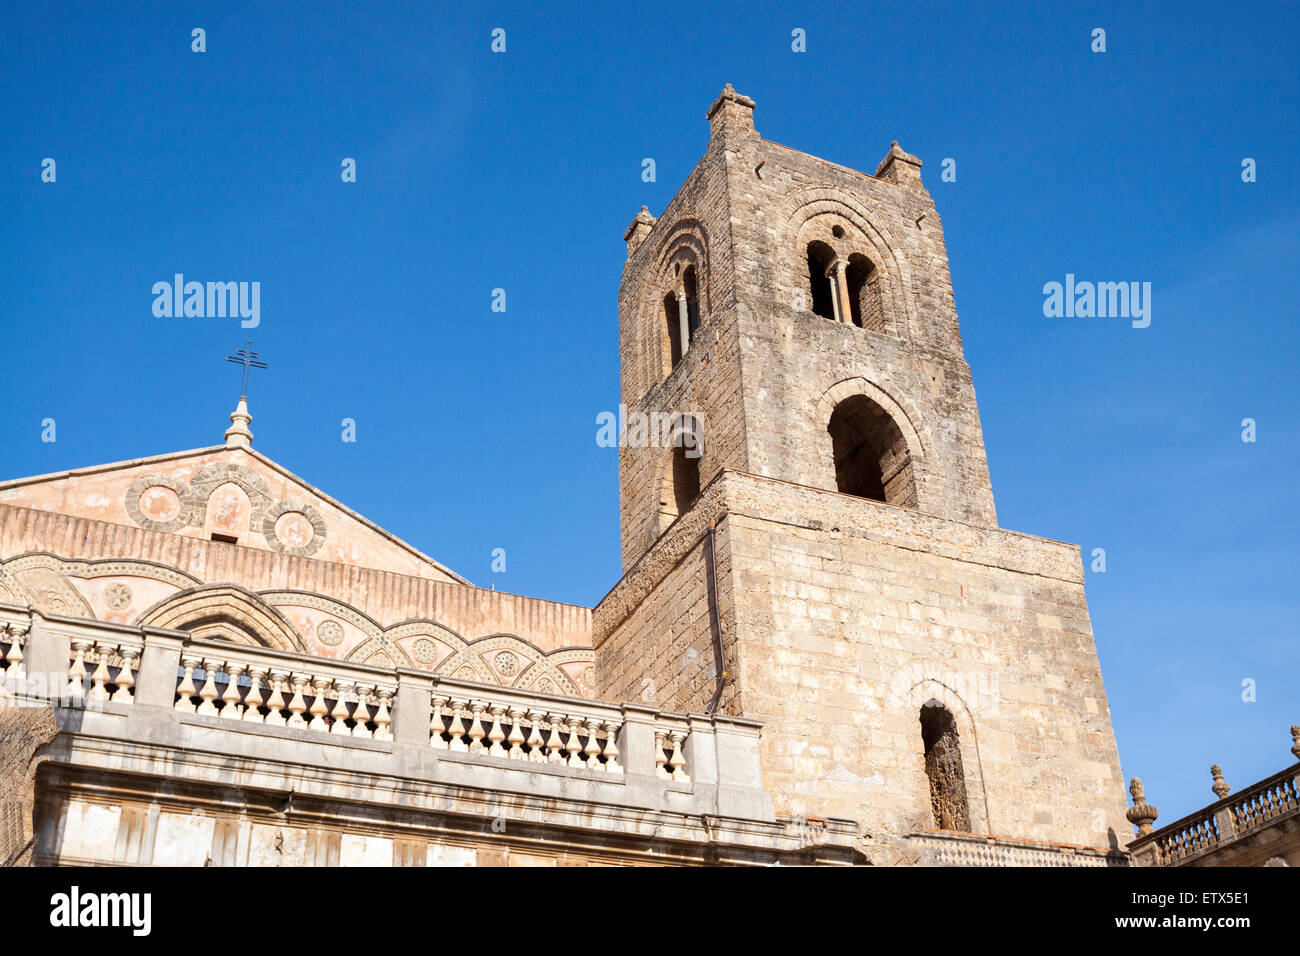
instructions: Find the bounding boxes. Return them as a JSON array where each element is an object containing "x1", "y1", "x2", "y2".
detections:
[
  {"x1": 173, "y1": 641, "x2": 396, "y2": 740},
  {"x1": 1129, "y1": 763, "x2": 1300, "y2": 866},
  {"x1": 1, "y1": 604, "x2": 762, "y2": 824}
]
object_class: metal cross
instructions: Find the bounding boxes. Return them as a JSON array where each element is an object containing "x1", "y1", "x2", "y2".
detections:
[{"x1": 225, "y1": 340, "x2": 268, "y2": 400}]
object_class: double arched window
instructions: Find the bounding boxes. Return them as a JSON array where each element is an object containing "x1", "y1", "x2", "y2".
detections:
[
  {"x1": 664, "y1": 264, "x2": 701, "y2": 370},
  {"x1": 803, "y1": 240, "x2": 886, "y2": 331}
]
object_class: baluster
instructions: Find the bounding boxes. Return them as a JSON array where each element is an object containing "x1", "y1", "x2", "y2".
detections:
[
  {"x1": 175, "y1": 655, "x2": 200, "y2": 712},
  {"x1": 545, "y1": 713, "x2": 566, "y2": 764},
  {"x1": 88, "y1": 643, "x2": 114, "y2": 702},
  {"x1": 583, "y1": 718, "x2": 603, "y2": 770},
  {"x1": 467, "y1": 701, "x2": 487, "y2": 753},
  {"x1": 286, "y1": 675, "x2": 310, "y2": 726},
  {"x1": 487, "y1": 705, "x2": 508, "y2": 758},
  {"x1": 565, "y1": 715, "x2": 584, "y2": 768},
  {"x1": 654, "y1": 730, "x2": 670, "y2": 779},
  {"x1": 427, "y1": 694, "x2": 447, "y2": 748},
  {"x1": 308, "y1": 677, "x2": 331, "y2": 731},
  {"x1": 446, "y1": 699, "x2": 469, "y2": 752},
  {"x1": 264, "y1": 670, "x2": 289, "y2": 726},
  {"x1": 506, "y1": 707, "x2": 526, "y2": 759},
  {"x1": 669, "y1": 731, "x2": 690, "y2": 782},
  {"x1": 220, "y1": 662, "x2": 245, "y2": 719},
  {"x1": 525, "y1": 709, "x2": 546, "y2": 762},
  {"x1": 243, "y1": 667, "x2": 266, "y2": 723},
  {"x1": 602, "y1": 720, "x2": 622, "y2": 774},
  {"x1": 196, "y1": 660, "x2": 221, "y2": 716},
  {"x1": 352, "y1": 685, "x2": 374, "y2": 739},
  {"x1": 111, "y1": 648, "x2": 137, "y2": 703},
  {"x1": 66, "y1": 639, "x2": 91, "y2": 700},
  {"x1": 371, "y1": 688, "x2": 393, "y2": 741},
  {"x1": 330, "y1": 680, "x2": 354, "y2": 735},
  {"x1": 4, "y1": 625, "x2": 25, "y2": 678}
]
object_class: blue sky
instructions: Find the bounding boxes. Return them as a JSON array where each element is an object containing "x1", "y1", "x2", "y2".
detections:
[{"x1": 2, "y1": 2, "x2": 1296, "y2": 828}]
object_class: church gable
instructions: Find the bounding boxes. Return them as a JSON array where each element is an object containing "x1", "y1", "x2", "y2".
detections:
[{"x1": 0, "y1": 409, "x2": 467, "y2": 585}]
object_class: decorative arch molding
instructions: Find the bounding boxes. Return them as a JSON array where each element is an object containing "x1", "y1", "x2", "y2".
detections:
[
  {"x1": 136, "y1": 584, "x2": 306, "y2": 652},
  {"x1": 642, "y1": 216, "x2": 713, "y2": 381},
  {"x1": 888, "y1": 660, "x2": 992, "y2": 836},
  {"x1": 815, "y1": 376, "x2": 927, "y2": 463},
  {"x1": 0, "y1": 565, "x2": 35, "y2": 607},
  {"x1": 777, "y1": 186, "x2": 915, "y2": 337}
]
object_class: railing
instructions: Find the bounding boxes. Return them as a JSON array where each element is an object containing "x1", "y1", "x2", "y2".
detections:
[
  {"x1": 67, "y1": 636, "x2": 143, "y2": 705},
  {"x1": 1135, "y1": 764, "x2": 1300, "y2": 865},
  {"x1": 0, "y1": 622, "x2": 26, "y2": 680},
  {"x1": 3, "y1": 606, "x2": 721, "y2": 797},
  {"x1": 425, "y1": 683, "x2": 691, "y2": 780},
  {"x1": 174, "y1": 647, "x2": 396, "y2": 740}
]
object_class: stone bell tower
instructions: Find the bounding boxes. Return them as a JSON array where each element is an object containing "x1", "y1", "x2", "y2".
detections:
[{"x1": 594, "y1": 86, "x2": 1129, "y2": 862}]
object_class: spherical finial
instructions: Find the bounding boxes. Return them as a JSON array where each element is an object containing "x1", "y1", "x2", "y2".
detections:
[
  {"x1": 1210, "y1": 765, "x2": 1230, "y2": 799},
  {"x1": 1125, "y1": 777, "x2": 1159, "y2": 837}
]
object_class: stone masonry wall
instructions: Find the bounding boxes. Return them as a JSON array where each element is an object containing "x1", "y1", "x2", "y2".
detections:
[
  {"x1": 595, "y1": 471, "x2": 1131, "y2": 851},
  {"x1": 0, "y1": 704, "x2": 59, "y2": 866}
]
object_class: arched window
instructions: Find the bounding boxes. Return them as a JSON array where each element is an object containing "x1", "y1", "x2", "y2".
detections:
[
  {"x1": 664, "y1": 292, "x2": 684, "y2": 368},
  {"x1": 806, "y1": 241, "x2": 837, "y2": 320},
  {"x1": 920, "y1": 703, "x2": 971, "y2": 832},
  {"x1": 683, "y1": 265, "x2": 701, "y2": 338},
  {"x1": 845, "y1": 254, "x2": 884, "y2": 332},
  {"x1": 671, "y1": 444, "x2": 701, "y2": 516},
  {"x1": 826, "y1": 394, "x2": 917, "y2": 507}
]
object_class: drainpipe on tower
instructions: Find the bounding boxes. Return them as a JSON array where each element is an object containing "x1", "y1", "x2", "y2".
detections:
[{"x1": 704, "y1": 517, "x2": 729, "y2": 715}]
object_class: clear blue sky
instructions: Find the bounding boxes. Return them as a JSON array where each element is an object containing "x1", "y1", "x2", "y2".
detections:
[{"x1": 2, "y1": 2, "x2": 1296, "y2": 829}]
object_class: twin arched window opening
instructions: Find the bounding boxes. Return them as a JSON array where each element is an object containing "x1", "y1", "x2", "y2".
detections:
[
  {"x1": 806, "y1": 241, "x2": 885, "y2": 332},
  {"x1": 664, "y1": 265, "x2": 701, "y2": 370}
]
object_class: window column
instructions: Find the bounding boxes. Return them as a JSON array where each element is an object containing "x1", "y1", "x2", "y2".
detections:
[
  {"x1": 676, "y1": 283, "x2": 692, "y2": 355},
  {"x1": 828, "y1": 258, "x2": 851, "y2": 324}
]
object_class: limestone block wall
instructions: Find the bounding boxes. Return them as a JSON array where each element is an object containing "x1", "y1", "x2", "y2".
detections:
[
  {"x1": 0, "y1": 704, "x2": 59, "y2": 866},
  {"x1": 720, "y1": 131, "x2": 997, "y2": 527},
  {"x1": 595, "y1": 471, "x2": 1130, "y2": 851}
]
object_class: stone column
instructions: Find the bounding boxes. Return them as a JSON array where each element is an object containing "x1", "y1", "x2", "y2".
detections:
[
  {"x1": 829, "y1": 258, "x2": 851, "y2": 324},
  {"x1": 676, "y1": 288, "x2": 691, "y2": 356}
]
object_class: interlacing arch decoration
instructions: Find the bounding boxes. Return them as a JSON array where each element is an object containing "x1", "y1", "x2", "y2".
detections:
[
  {"x1": 777, "y1": 186, "x2": 914, "y2": 339},
  {"x1": 136, "y1": 584, "x2": 306, "y2": 652}
]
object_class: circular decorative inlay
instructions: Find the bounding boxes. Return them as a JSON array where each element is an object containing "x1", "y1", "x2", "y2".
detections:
[
  {"x1": 536, "y1": 678, "x2": 556, "y2": 696},
  {"x1": 274, "y1": 511, "x2": 315, "y2": 549},
  {"x1": 317, "y1": 621, "x2": 344, "y2": 646},
  {"x1": 582, "y1": 667, "x2": 596, "y2": 688},
  {"x1": 103, "y1": 583, "x2": 133, "y2": 610},
  {"x1": 413, "y1": 639, "x2": 438, "y2": 664},
  {"x1": 494, "y1": 651, "x2": 518, "y2": 676},
  {"x1": 262, "y1": 500, "x2": 326, "y2": 556},
  {"x1": 138, "y1": 485, "x2": 181, "y2": 523}
]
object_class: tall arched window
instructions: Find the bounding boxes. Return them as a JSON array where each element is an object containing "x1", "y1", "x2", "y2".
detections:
[
  {"x1": 671, "y1": 444, "x2": 701, "y2": 516},
  {"x1": 683, "y1": 265, "x2": 701, "y2": 339},
  {"x1": 826, "y1": 394, "x2": 917, "y2": 507},
  {"x1": 664, "y1": 292, "x2": 683, "y2": 369},
  {"x1": 845, "y1": 254, "x2": 884, "y2": 332},
  {"x1": 806, "y1": 241, "x2": 836, "y2": 320},
  {"x1": 920, "y1": 703, "x2": 971, "y2": 832}
]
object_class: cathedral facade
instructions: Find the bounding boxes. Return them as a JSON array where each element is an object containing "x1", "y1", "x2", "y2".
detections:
[{"x1": 0, "y1": 87, "x2": 1128, "y2": 867}]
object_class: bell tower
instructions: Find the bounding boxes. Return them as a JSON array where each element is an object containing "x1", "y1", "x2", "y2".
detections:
[{"x1": 596, "y1": 86, "x2": 1129, "y2": 863}]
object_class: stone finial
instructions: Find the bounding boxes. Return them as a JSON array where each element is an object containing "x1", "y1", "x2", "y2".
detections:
[
  {"x1": 1126, "y1": 777, "x2": 1159, "y2": 837},
  {"x1": 224, "y1": 398, "x2": 253, "y2": 449},
  {"x1": 1291, "y1": 725, "x2": 1300, "y2": 761},
  {"x1": 706, "y1": 83, "x2": 757, "y2": 141},
  {"x1": 623, "y1": 205, "x2": 658, "y2": 258},
  {"x1": 874, "y1": 141, "x2": 924, "y2": 190},
  {"x1": 1210, "y1": 765, "x2": 1230, "y2": 799}
]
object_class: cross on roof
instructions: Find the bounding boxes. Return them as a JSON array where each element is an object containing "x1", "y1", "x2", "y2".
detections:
[{"x1": 225, "y1": 340, "x2": 268, "y2": 400}]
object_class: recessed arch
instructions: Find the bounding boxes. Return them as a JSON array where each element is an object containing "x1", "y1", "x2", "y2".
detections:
[{"x1": 136, "y1": 583, "x2": 306, "y2": 652}]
